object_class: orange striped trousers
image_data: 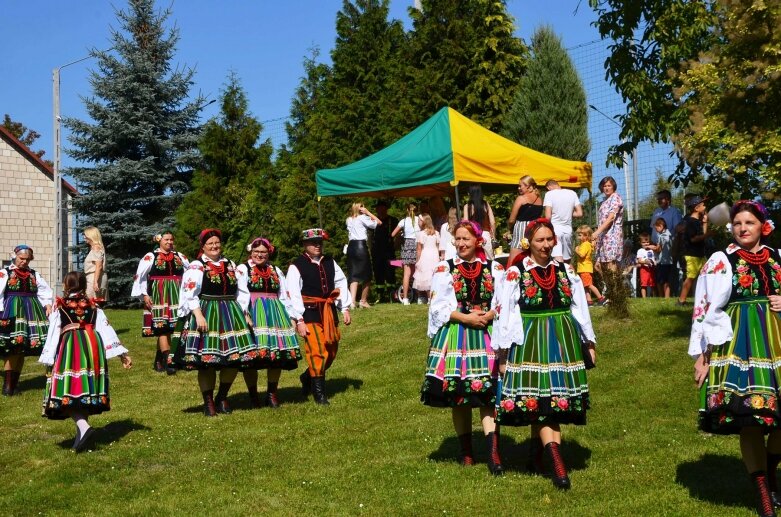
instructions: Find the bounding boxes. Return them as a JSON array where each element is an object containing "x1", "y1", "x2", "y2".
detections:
[{"x1": 303, "y1": 323, "x2": 338, "y2": 377}]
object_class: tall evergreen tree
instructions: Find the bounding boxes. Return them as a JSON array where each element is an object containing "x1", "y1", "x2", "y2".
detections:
[
  {"x1": 503, "y1": 25, "x2": 590, "y2": 161},
  {"x1": 404, "y1": 0, "x2": 527, "y2": 131},
  {"x1": 65, "y1": 0, "x2": 203, "y2": 305},
  {"x1": 175, "y1": 72, "x2": 274, "y2": 260}
]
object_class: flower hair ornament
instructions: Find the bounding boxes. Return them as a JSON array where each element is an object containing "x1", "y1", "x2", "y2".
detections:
[
  {"x1": 246, "y1": 237, "x2": 275, "y2": 254},
  {"x1": 10, "y1": 244, "x2": 33, "y2": 260},
  {"x1": 520, "y1": 238, "x2": 530, "y2": 250},
  {"x1": 154, "y1": 234, "x2": 163, "y2": 243}
]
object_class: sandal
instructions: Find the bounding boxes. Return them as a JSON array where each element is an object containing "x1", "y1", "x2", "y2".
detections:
[{"x1": 359, "y1": 300, "x2": 372, "y2": 309}]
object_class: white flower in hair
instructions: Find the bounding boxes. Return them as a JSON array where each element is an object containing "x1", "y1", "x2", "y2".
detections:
[{"x1": 246, "y1": 243, "x2": 253, "y2": 252}]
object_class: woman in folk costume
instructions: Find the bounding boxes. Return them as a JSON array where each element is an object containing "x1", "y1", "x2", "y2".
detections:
[
  {"x1": 236, "y1": 237, "x2": 300, "y2": 408},
  {"x1": 40, "y1": 271, "x2": 132, "y2": 452},
  {"x1": 0, "y1": 245, "x2": 53, "y2": 396},
  {"x1": 169, "y1": 229, "x2": 259, "y2": 416},
  {"x1": 131, "y1": 231, "x2": 188, "y2": 374},
  {"x1": 690, "y1": 201, "x2": 781, "y2": 517},
  {"x1": 493, "y1": 218, "x2": 596, "y2": 490},
  {"x1": 286, "y1": 228, "x2": 352, "y2": 405},
  {"x1": 420, "y1": 220, "x2": 505, "y2": 476}
]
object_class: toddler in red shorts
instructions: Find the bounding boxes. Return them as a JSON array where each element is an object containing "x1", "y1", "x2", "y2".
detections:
[
  {"x1": 575, "y1": 226, "x2": 607, "y2": 306},
  {"x1": 635, "y1": 232, "x2": 656, "y2": 298}
]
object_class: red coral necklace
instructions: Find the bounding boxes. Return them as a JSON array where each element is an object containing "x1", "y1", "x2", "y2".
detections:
[
  {"x1": 530, "y1": 264, "x2": 556, "y2": 290},
  {"x1": 457, "y1": 261, "x2": 482, "y2": 279},
  {"x1": 737, "y1": 248, "x2": 769, "y2": 265}
]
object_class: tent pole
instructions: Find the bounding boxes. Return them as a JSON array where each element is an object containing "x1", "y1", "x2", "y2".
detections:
[
  {"x1": 317, "y1": 199, "x2": 323, "y2": 228},
  {"x1": 454, "y1": 186, "x2": 461, "y2": 215}
]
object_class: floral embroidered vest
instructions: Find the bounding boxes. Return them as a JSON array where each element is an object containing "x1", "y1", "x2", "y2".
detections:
[
  {"x1": 448, "y1": 259, "x2": 494, "y2": 313},
  {"x1": 150, "y1": 251, "x2": 185, "y2": 278},
  {"x1": 200, "y1": 259, "x2": 238, "y2": 297},
  {"x1": 517, "y1": 261, "x2": 573, "y2": 312},
  {"x1": 3, "y1": 267, "x2": 38, "y2": 295},
  {"x1": 57, "y1": 295, "x2": 98, "y2": 326},
  {"x1": 727, "y1": 247, "x2": 781, "y2": 301},
  {"x1": 245, "y1": 262, "x2": 280, "y2": 294}
]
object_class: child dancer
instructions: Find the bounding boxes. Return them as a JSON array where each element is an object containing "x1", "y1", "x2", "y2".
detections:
[
  {"x1": 39, "y1": 272, "x2": 132, "y2": 452},
  {"x1": 575, "y1": 226, "x2": 606, "y2": 306}
]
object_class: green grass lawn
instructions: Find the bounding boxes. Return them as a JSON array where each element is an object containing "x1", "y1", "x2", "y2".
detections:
[{"x1": 0, "y1": 300, "x2": 759, "y2": 515}]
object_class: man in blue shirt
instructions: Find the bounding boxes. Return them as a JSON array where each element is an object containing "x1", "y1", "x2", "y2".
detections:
[{"x1": 650, "y1": 190, "x2": 683, "y2": 294}]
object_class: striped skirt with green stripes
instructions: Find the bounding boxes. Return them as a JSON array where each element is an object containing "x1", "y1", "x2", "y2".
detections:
[
  {"x1": 248, "y1": 293, "x2": 300, "y2": 370},
  {"x1": 420, "y1": 322, "x2": 498, "y2": 408},
  {"x1": 141, "y1": 276, "x2": 181, "y2": 337},
  {"x1": 42, "y1": 328, "x2": 110, "y2": 420},
  {"x1": 496, "y1": 308, "x2": 590, "y2": 426},
  {"x1": 0, "y1": 293, "x2": 49, "y2": 356},
  {"x1": 170, "y1": 297, "x2": 258, "y2": 370},
  {"x1": 699, "y1": 298, "x2": 781, "y2": 435}
]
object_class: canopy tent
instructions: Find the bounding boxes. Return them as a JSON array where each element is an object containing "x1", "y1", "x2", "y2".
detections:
[{"x1": 316, "y1": 107, "x2": 592, "y2": 198}]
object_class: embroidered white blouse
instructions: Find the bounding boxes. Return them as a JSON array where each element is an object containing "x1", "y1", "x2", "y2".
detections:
[
  {"x1": 492, "y1": 257, "x2": 596, "y2": 350},
  {"x1": 130, "y1": 249, "x2": 190, "y2": 298},
  {"x1": 346, "y1": 215, "x2": 378, "y2": 241},
  {"x1": 427, "y1": 257, "x2": 505, "y2": 339},
  {"x1": 688, "y1": 244, "x2": 781, "y2": 357},
  {"x1": 0, "y1": 266, "x2": 53, "y2": 311},
  {"x1": 39, "y1": 304, "x2": 128, "y2": 365},
  {"x1": 235, "y1": 261, "x2": 298, "y2": 319},
  {"x1": 286, "y1": 255, "x2": 352, "y2": 318},
  {"x1": 177, "y1": 256, "x2": 248, "y2": 318}
]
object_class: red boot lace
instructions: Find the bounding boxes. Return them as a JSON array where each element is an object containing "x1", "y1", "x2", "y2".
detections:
[
  {"x1": 549, "y1": 443, "x2": 568, "y2": 480},
  {"x1": 756, "y1": 473, "x2": 775, "y2": 517}
]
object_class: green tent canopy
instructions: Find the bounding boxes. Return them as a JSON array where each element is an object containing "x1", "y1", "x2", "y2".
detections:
[{"x1": 316, "y1": 107, "x2": 592, "y2": 198}]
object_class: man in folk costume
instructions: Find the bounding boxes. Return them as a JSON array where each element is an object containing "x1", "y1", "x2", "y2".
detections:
[{"x1": 286, "y1": 228, "x2": 351, "y2": 405}]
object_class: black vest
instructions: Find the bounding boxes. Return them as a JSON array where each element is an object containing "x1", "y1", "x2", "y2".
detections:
[{"x1": 292, "y1": 254, "x2": 337, "y2": 324}]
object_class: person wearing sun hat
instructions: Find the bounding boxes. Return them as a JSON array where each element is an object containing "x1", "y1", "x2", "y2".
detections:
[{"x1": 286, "y1": 228, "x2": 351, "y2": 405}]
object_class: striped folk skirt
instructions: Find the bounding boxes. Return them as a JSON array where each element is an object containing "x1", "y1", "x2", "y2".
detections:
[
  {"x1": 699, "y1": 299, "x2": 781, "y2": 435},
  {"x1": 496, "y1": 309, "x2": 590, "y2": 426},
  {"x1": 0, "y1": 293, "x2": 49, "y2": 356},
  {"x1": 248, "y1": 293, "x2": 300, "y2": 370},
  {"x1": 42, "y1": 325, "x2": 110, "y2": 420},
  {"x1": 170, "y1": 296, "x2": 258, "y2": 370},
  {"x1": 141, "y1": 276, "x2": 181, "y2": 337},
  {"x1": 420, "y1": 322, "x2": 498, "y2": 408}
]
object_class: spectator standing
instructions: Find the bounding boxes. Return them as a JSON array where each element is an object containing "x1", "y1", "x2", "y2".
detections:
[
  {"x1": 439, "y1": 207, "x2": 459, "y2": 261},
  {"x1": 650, "y1": 218, "x2": 673, "y2": 298},
  {"x1": 592, "y1": 176, "x2": 624, "y2": 270},
  {"x1": 463, "y1": 185, "x2": 496, "y2": 239},
  {"x1": 371, "y1": 200, "x2": 398, "y2": 291},
  {"x1": 650, "y1": 190, "x2": 683, "y2": 294},
  {"x1": 507, "y1": 175, "x2": 544, "y2": 266},
  {"x1": 677, "y1": 195, "x2": 710, "y2": 306},
  {"x1": 635, "y1": 232, "x2": 656, "y2": 298},
  {"x1": 575, "y1": 226, "x2": 607, "y2": 306},
  {"x1": 391, "y1": 203, "x2": 419, "y2": 305},
  {"x1": 83, "y1": 226, "x2": 108, "y2": 300},
  {"x1": 543, "y1": 180, "x2": 583, "y2": 263},
  {"x1": 413, "y1": 214, "x2": 440, "y2": 304},
  {"x1": 345, "y1": 202, "x2": 381, "y2": 309}
]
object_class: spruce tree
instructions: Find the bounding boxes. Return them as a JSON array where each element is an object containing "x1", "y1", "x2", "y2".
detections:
[
  {"x1": 65, "y1": 0, "x2": 203, "y2": 305},
  {"x1": 175, "y1": 72, "x2": 275, "y2": 261},
  {"x1": 503, "y1": 26, "x2": 590, "y2": 161}
]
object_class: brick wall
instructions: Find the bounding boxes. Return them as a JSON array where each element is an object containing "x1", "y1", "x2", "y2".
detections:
[{"x1": 0, "y1": 137, "x2": 75, "y2": 288}]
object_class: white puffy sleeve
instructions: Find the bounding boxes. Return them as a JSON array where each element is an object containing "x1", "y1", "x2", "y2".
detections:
[
  {"x1": 276, "y1": 266, "x2": 298, "y2": 320},
  {"x1": 130, "y1": 253, "x2": 155, "y2": 297},
  {"x1": 439, "y1": 224, "x2": 448, "y2": 252},
  {"x1": 0, "y1": 269, "x2": 8, "y2": 311},
  {"x1": 361, "y1": 214, "x2": 378, "y2": 230},
  {"x1": 286, "y1": 263, "x2": 305, "y2": 319},
  {"x1": 490, "y1": 260, "x2": 504, "y2": 312},
  {"x1": 427, "y1": 261, "x2": 457, "y2": 338},
  {"x1": 235, "y1": 263, "x2": 250, "y2": 312},
  {"x1": 96, "y1": 309, "x2": 128, "y2": 359},
  {"x1": 39, "y1": 309, "x2": 62, "y2": 366},
  {"x1": 177, "y1": 262, "x2": 204, "y2": 317},
  {"x1": 565, "y1": 263, "x2": 596, "y2": 344},
  {"x1": 178, "y1": 252, "x2": 190, "y2": 269},
  {"x1": 491, "y1": 265, "x2": 523, "y2": 350},
  {"x1": 689, "y1": 251, "x2": 733, "y2": 357},
  {"x1": 333, "y1": 261, "x2": 352, "y2": 312},
  {"x1": 35, "y1": 272, "x2": 53, "y2": 307}
]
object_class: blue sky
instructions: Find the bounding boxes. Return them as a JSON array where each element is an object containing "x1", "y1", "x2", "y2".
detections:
[{"x1": 1, "y1": 0, "x2": 599, "y2": 164}]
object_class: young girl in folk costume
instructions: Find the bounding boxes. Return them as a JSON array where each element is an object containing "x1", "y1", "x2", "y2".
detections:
[
  {"x1": 493, "y1": 218, "x2": 596, "y2": 490},
  {"x1": 131, "y1": 231, "x2": 189, "y2": 374},
  {"x1": 690, "y1": 201, "x2": 781, "y2": 517},
  {"x1": 420, "y1": 221, "x2": 506, "y2": 476},
  {"x1": 39, "y1": 272, "x2": 131, "y2": 452},
  {"x1": 391, "y1": 202, "x2": 418, "y2": 305},
  {"x1": 170, "y1": 229, "x2": 259, "y2": 417},
  {"x1": 236, "y1": 237, "x2": 300, "y2": 408},
  {"x1": 413, "y1": 214, "x2": 440, "y2": 304},
  {"x1": 0, "y1": 245, "x2": 53, "y2": 396}
]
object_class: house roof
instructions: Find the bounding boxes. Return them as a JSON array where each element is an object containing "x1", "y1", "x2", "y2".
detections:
[{"x1": 0, "y1": 125, "x2": 79, "y2": 196}]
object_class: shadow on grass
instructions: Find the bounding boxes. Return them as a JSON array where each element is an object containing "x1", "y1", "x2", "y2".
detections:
[
  {"x1": 675, "y1": 453, "x2": 754, "y2": 509},
  {"x1": 56, "y1": 418, "x2": 151, "y2": 451},
  {"x1": 18, "y1": 374, "x2": 47, "y2": 393},
  {"x1": 114, "y1": 327, "x2": 130, "y2": 336},
  {"x1": 181, "y1": 375, "x2": 364, "y2": 413},
  {"x1": 657, "y1": 307, "x2": 695, "y2": 338},
  {"x1": 428, "y1": 433, "x2": 591, "y2": 473}
]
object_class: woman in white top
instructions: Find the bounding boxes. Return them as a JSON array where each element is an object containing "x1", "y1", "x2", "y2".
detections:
[
  {"x1": 346, "y1": 202, "x2": 381, "y2": 309},
  {"x1": 83, "y1": 226, "x2": 108, "y2": 300},
  {"x1": 439, "y1": 207, "x2": 458, "y2": 261},
  {"x1": 391, "y1": 202, "x2": 418, "y2": 305}
]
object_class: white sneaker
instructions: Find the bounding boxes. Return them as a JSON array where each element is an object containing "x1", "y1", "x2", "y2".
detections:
[
  {"x1": 417, "y1": 298, "x2": 424, "y2": 305},
  {"x1": 401, "y1": 298, "x2": 410, "y2": 305}
]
